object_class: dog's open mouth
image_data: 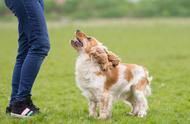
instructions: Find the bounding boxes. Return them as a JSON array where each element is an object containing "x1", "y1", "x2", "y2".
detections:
[{"x1": 71, "y1": 39, "x2": 83, "y2": 47}]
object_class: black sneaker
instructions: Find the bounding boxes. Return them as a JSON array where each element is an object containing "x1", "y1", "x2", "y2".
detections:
[
  {"x1": 10, "y1": 98, "x2": 40, "y2": 118},
  {"x1": 26, "y1": 96, "x2": 40, "y2": 112},
  {"x1": 6, "y1": 105, "x2": 12, "y2": 114}
]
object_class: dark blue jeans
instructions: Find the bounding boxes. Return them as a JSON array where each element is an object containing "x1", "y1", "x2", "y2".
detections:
[{"x1": 5, "y1": 0, "x2": 50, "y2": 105}]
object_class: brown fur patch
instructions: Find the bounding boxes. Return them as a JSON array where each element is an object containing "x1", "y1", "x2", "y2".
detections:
[
  {"x1": 96, "y1": 71, "x2": 104, "y2": 76},
  {"x1": 104, "y1": 67, "x2": 119, "y2": 90},
  {"x1": 90, "y1": 46, "x2": 112, "y2": 71},
  {"x1": 135, "y1": 77, "x2": 149, "y2": 90},
  {"x1": 85, "y1": 39, "x2": 98, "y2": 53},
  {"x1": 90, "y1": 46, "x2": 120, "y2": 71},
  {"x1": 107, "y1": 51, "x2": 120, "y2": 67},
  {"x1": 76, "y1": 31, "x2": 87, "y2": 39},
  {"x1": 125, "y1": 64, "x2": 136, "y2": 81}
]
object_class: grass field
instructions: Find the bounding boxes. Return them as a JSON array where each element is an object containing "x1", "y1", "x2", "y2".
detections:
[{"x1": 0, "y1": 19, "x2": 190, "y2": 124}]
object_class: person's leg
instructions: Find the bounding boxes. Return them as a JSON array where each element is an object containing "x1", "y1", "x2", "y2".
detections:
[
  {"x1": 4, "y1": 0, "x2": 29, "y2": 108},
  {"x1": 39, "y1": 0, "x2": 44, "y2": 10},
  {"x1": 5, "y1": 0, "x2": 50, "y2": 117},
  {"x1": 10, "y1": 22, "x2": 29, "y2": 106},
  {"x1": 15, "y1": 55, "x2": 45, "y2": 100},
  {"x1": 15, "y1": 0, "x2": 50, "y2": 101}
]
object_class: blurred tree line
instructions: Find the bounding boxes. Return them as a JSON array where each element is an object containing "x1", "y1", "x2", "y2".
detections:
[{"x1": 0, "y1": 0, "x2": 190, "y2": 19}]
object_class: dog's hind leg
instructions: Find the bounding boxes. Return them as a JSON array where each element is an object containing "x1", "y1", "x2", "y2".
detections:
[
  {"x1": 125, "y1": 76, "x2": 150, "y2": 117},
  {"x1": 133, "y1": 90, "x2": 148, "y2": 118},
  {"x1": 125, "y1": 94, "x2": 139, "y2": 116},
  {"x1": 124, "y1": 87, "x2": 148, "y2": 117}
]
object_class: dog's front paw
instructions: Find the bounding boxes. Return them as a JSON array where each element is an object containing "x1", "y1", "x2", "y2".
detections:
[
  {"x1": 137, "y1": 111, "x2": 147, "y2": 118},
  {"x1": 127, "y1": 112, "x2": 136, "y2": 116},
  {"x1": 89, "y1": 112, "x2": 97, "y2": 118},
  {"x1": 98, "y1": 112, "x2": 110, "y2": 120}
]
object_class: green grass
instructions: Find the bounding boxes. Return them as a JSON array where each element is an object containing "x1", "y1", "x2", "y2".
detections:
[{"x1": 0, "y1": 19, "x2": 190, "y2": 124}]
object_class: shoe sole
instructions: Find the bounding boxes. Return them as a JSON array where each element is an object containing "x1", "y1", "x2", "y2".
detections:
[{"x1": 10, "y1": 113, "x2": 30, "y2": 118}]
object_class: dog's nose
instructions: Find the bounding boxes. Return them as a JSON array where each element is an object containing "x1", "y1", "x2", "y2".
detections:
[{"x1": 76, "y1": 29, "x2": 80, "y2": 33}]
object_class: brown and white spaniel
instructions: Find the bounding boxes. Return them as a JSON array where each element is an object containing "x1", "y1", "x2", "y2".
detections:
[{"x1": 71, "y1": 30, "x2": 152, "y2": 119}]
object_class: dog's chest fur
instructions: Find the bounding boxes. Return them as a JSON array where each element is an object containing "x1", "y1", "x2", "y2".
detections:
[{"x1": 75, "y1": 54, "x2": 106, "y2": 101}]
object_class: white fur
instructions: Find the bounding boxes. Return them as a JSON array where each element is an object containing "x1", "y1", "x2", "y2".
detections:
[
  {"x1": 75, "y1": 53, "x2": 105, "y2": 101},
  {"x1": 75, "y1": 52, "x2": 152, "y2": 118}
]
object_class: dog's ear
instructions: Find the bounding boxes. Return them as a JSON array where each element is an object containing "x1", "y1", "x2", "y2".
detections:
[
  {"x1": 107, "y1": 51, "x2": 120, "y2": 67},
  {"x1": 90, "y1": 47, "x2": 112, "y2": 71},
  {"x1": 100, "y1": 47, "x2": 120, "y2": 67},
  {"x1": 90, "y1": 46, "x2": 120, "y2": 71}
]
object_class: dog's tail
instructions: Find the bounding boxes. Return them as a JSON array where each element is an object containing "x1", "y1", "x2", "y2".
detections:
[
  {"x1": 143, "y1": 71, "x2": 153, "y2": 97},
  {"x1": 144, "y1": 83, "x2": 152, "y2": 97}
]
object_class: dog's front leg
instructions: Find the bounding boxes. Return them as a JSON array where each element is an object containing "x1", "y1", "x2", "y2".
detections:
[
  {"x1": 99, "y1": 90, "x2": 112, "y2": 119},
  {"x1": 89, "y1": 100, "x2": 97, "y2": 118}
]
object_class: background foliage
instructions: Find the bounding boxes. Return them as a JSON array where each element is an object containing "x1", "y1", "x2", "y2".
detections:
[{"x1": 1, "y1": 0, "x2": 190, "y2": 19}]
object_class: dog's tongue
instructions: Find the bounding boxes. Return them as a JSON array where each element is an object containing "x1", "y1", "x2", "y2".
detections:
[
  {"x1": 71, "y1": 40, "x2": 83, "y2": 47},
  {"x1": 76, "y1": 40, "x2": 83, "y2": 47}
]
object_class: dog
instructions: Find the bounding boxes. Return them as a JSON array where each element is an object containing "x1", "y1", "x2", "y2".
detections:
[{"x1": 71, "y1": 30, "x2": 152, "y2": 119}]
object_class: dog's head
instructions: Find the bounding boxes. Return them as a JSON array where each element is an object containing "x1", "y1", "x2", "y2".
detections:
[
  {"x1": 71, "y1": 30, "x2": 120, "y2": 71},
  {"x1": 71, "y1": 30, "x2": 99, "y2": 53}
]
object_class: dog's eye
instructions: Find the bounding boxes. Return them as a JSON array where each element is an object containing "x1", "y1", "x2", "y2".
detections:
[{"x1": 87, "y1": 37, "x2": 92, "y2": 41}]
